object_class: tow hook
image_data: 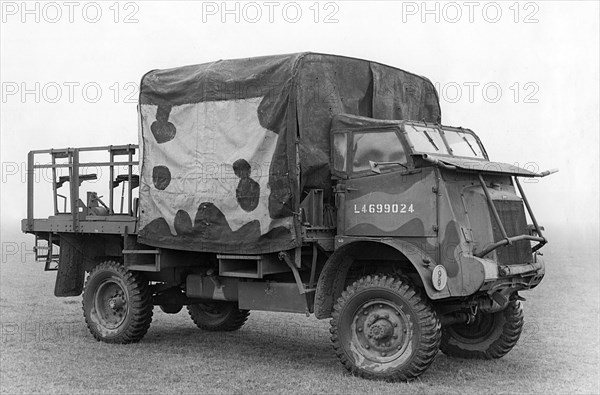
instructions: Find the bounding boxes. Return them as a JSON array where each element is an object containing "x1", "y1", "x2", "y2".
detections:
[
  {"x1": 465, "y1": 312, "x2": 476, "y2": 325},
  {"x1": 513, "y1": 293, "x2": 527, "y2": 302},
  {"x1": 467, "y1": 303, "x2": 478, "y2": 324}
]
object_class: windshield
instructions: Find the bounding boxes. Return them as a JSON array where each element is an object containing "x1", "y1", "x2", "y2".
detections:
[
  {"x1": 443, "y1": 129, "x2": 485, "y2": 158},
  {"x1": 406, "y1": 125, "x2": 450, "y2": 155},
  {"x1": 405, "y1": 124, "x2": 484, "y2": 159}
]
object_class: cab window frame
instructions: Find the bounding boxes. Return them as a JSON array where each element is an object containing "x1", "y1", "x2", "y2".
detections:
[
  {"x1": 347, "y1": 126, "x2": 412, "y2": 178},
  {"x1": 401, "y1": 122, "x2": 489, "y2": 161},
  {"x1": 331, "y1": 131, "x2": 350, "y2": 179},
  {"x1": 439, "y1": 126, "x2": 489, "y2": 160}
]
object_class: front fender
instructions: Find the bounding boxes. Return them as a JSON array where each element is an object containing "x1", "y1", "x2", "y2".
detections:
[{"x1": 313, "y1": 237, "x2": 451, "y2": 319}]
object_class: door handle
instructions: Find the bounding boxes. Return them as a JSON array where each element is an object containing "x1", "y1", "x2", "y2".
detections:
[{"x1": 346, "y1": 187, "x2": 359, "y2": 192}]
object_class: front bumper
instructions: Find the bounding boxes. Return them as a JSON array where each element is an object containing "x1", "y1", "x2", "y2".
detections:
[
  {"x1": 498, "y1": 260, "x2": 543, "y2": 277},
  {"x1": 457, "y1": 252, "x2": 545, "y2": 297},
  {"x1": 478, "y1": 254, "x2": 545, "y2": 293}
]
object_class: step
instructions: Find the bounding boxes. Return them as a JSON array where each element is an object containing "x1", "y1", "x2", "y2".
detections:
[{"x1": 217, "y1": 254, "x2": 289, "y2": 279}]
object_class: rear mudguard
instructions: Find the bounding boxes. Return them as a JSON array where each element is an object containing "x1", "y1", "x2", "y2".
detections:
[{"x1": 54, "y1": 234, "x2": 86, "y2": 297}]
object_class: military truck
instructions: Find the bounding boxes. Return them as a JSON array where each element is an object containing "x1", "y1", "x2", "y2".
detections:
[{"x1": 22, "y1": 53, "x2": 555, "y2": 381}]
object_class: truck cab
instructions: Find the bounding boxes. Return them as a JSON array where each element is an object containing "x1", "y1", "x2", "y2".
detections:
[{"x1": 328, "y1": 114, "x2": 546, "y2": 303}]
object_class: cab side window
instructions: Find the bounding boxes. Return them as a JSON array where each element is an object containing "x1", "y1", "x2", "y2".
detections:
[
  {"x1": 352, "y1": 131, "x2": 406, "y2": 173},
  {"x1": 332, "y1": 133, "x2": 348, "y2": 173}
]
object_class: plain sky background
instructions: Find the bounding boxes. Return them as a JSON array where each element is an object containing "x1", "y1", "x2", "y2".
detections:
[{"x1": 1, "y1": 0, "x2": 599, "y2": 244}]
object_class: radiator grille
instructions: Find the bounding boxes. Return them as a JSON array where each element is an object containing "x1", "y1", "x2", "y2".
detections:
[{"x1": 489, "y1": 200, "x2": 532, "y2": 265}]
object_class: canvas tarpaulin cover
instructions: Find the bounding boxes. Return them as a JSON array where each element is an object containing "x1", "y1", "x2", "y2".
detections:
[{"x1": 137, "y1": 53, "x2": 441, "y2": 253}]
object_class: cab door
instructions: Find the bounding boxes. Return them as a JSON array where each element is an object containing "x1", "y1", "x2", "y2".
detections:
[{"x1": 335, "y1": 128, "x2": 437, "y2": 238}]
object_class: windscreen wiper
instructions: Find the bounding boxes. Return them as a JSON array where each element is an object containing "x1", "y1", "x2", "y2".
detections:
[
  {"x1": 422, "y1": 130, "x2": 439, "y2": 151},
  {"x1": 462, "y1": 136, "x2": 477, "y2": 156}
]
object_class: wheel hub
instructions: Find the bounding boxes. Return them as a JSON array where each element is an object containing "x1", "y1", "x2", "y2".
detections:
[
  {"x1": 108, "y1": 294, "x2": 125, "y2": 310},
  {"x1": 367, "y1": 319, "x2": 393, "y2": 341},
  {"x1": 353, "y1": 301, "x2": 413, "y2": 362},
  {"x1": 198, "y1": 302, "x2": 226, "y2": 317},
  {"x1": 94, "y1": 280, "x2": 128, "y2": 329},
  {"x1": 448, "y1": 311, "x2": 497, "y2": 342}
]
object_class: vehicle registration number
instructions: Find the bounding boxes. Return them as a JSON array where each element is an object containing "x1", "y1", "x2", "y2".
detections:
[{"x1": 353, "y1": 203, "x2": 415, "y2": 214}]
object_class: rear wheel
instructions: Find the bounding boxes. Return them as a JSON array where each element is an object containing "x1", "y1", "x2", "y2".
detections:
[
  {"x1": 440, "y1": 300, "x2": 524, "y2": 359},
  {"x1": 330, "y1": 275, "x2": 441, "y2": 381},
  {"x1": 187, "y1": 301, "x2": 250, "y2": 331},
  {"x1": 159, "y1": 304, "x2": 183, "y2": 314},
  {"x1": 82, "y1": 261, "x2": 153, "y2": 343}
]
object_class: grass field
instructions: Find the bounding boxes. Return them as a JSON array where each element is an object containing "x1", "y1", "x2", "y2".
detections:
[{"x1": 1, "y1": 225, "x2": 598, "y2": 394}]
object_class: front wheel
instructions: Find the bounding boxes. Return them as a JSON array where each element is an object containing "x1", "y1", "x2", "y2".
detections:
[
  {"x1": 440, "y1": 300, "x2": 524, "y2": 359},
  {"x1": 82, "y1": 261, "x2": 153, "y2": 343},
  {"x1": 330, "y1": 275, "x2": 441, "y2": 381}
]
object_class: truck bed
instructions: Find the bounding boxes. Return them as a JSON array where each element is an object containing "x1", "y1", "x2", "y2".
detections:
[{"x1": 23, "y1": 214, "x2": 137, "y2": 235}]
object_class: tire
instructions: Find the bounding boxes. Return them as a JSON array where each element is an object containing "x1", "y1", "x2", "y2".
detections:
[
  {"x1": 82, "y1": 261, "x2": 153, "y2": 343},
  {"x1": 187, "y1": 301, "x2": 250, "y2": 331},
  {"x1": 330, "y1": 275, "x2": 441, "y2": 381},
  {"x1": 159, "y1": 304, "x2": 183, "y2": 314},
  {"x1": 440, "y1": 300, "x2": 524, "y2": 359}
]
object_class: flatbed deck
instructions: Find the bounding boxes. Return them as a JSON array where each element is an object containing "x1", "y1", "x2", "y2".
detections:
[
  {"x1": 23, "y1": 215, "x2": 137, "y2": 235},
  {"x1": 22, "y1": 144, "x2": 140, "y2": 238}
]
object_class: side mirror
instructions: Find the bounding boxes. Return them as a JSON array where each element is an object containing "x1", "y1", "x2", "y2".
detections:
[
  {"x1": 369, "y1": 160, "x2": 408, "y2": 174},
  {"x1": 369, "y1": 160, "x2": 381, "y2": 174}
]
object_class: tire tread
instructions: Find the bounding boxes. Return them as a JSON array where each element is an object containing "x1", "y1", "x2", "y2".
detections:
[
  {"x1": 187, "y1": 303, "x2": 250, "y2": 332},
  {"x1": 440, "y1": 300, "x2": 524, "y2": 359},
  {"x1": 330, "y1": 274, "x2": 441, "y2": 381},
  {"x1": 82, "y1": 261, "x2": 153, "y2": 344}
]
